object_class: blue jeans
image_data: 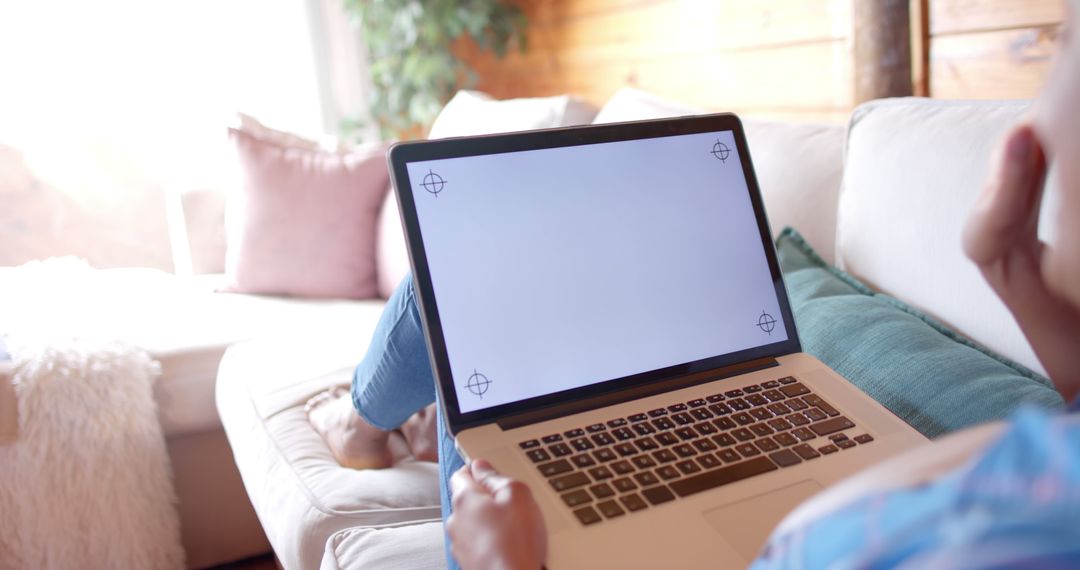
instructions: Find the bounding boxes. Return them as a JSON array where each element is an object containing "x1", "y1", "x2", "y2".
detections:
[{"x1": 351, "y1": 273, "x2": 463, "y2": 569}]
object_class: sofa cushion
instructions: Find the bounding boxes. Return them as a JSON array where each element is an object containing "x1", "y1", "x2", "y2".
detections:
[
  {"x1": 778, "y1": 227, "x2": 1063, "y2": 438},
  {"x1": 592, "y1": 88, "x2": 845, "y2": 264},
  {"x1": 319, "y1": 522, "x2": 445, "y2": 570},
  {"x1": 837, "y1": 98, "x2": 1057, "y2": 376}
]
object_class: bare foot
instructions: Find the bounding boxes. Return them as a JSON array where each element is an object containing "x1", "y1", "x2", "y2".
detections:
[
  {"x1": 400, "y1": 404, "x2": 439, "y2": 463},
  {"x1": 305, "y1": 387, "x2": 393, "y2": 470}
]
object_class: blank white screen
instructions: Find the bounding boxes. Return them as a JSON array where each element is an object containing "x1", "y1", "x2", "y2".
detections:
[{"x1": 407, "y1": 130, "x2": 787, "y2": 413}]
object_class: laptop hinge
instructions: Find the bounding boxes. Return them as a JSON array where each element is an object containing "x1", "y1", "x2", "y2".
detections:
[{"x1": 496, "y1": 357, "x2": 780, "y2": 431}]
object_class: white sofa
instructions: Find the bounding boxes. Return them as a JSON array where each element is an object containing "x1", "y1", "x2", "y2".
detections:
[{"x1": 215, "y1": 90, "x2": 1053, "y2": 569}]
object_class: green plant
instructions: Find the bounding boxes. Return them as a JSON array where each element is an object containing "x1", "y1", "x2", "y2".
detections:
[{"x1": 343, "y1": 0, "x2": 527, "y2": 139}]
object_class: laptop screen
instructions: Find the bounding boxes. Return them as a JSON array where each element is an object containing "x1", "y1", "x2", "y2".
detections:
[{"x1": 403, "y1": 127, "x2": 791, "y2": 415}]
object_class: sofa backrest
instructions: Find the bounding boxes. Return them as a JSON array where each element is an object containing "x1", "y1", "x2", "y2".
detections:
[{"x1": 837, "y1": 98, "x2": 1053, "y2": 376}]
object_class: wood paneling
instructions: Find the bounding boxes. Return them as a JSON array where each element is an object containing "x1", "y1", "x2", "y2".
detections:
[
  {"x1": 459, "y1": 0, "x2": 856, "y2": 123},
  {"x1": 925, "y1": 0, "x2": 1066, "y2": 99}
]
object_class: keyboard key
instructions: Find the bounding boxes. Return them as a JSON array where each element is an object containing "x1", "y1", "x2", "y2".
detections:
[
  {"x1": 675, "y1": 427, "x2": 697, "y2": 441},
  {"x1": 780, "y1": 383, "x2": 810, "y2": 397},
  {"x1": 787, "y1": 413, "x2": 810, "y2": 426},
  {"x1": 632, "y1": 423, "x2": 656, "y2": 436},
  {"x1": 732, "y1": 428, "x2": 755, "y2": 442},
  {"x1": 564, "y1": 428, "x2": 585, "y2": 438},
  {"x1": 818, "y1": 444, "x2": 838, "y2": 454},
  {"x1": 762, "y1": 380, "x2": 780, "y2": 389},
  {"x1": 519, "y1": 439, "x2": 540, "y2": 449},
  {"x1": 641, "y1": 485, "x2": 676, "y2": 505},
  {"x1": 837, "y1": 439, "x2": 857, "y2": 450},
  {"x1": 735, "y1": 443, "x2": 760, "y2": 458},
  {"x1": 697, "y1": 454, "x2": 722, "y2": 469},
  {"x1": 574, "y1": 506, "x2": 602, "y2": 525},
  {"x1": 588, "y1": 466, "x2": 614, "y2": 481},
  {"x1": 562, "y1": 489, "x2": 592, "y2": 507},
  {"x1": 817, "y1": 401, "x2": 841, "y2": 417},
  {"x1": 750, "y1": 408, "x2": 774, "y2": 421},
  {"x1": 673, "y1": 444, "x2": 697, "y2": 458},
  {"x1": 550, "y1": 472, "x2": 590, "y2": 492},
  {"x1": 587, "y1": 423, "x2": 607, "y2": 433},
  {"x1": 691, "y1": 408, "x2": 714, "y2": 421},
  {"x1": 694, "y1": 422, "x2": 718, "y2": 436},
  {"x1": 620, "y1": 493, "x2": 649, "y2": 512},
  {"x1": 607, "y1": 418, "x2": 628, "y2": 428},
  {"x1": 632, "y1": 456, "x2": 657, "y2": 469},
  {"x1": 792, "y1": 428, "x2": 816, "y2": 441},
  {"x1": 570, "y1": 438, "x2": 594, "y2": 452},
  {"x1": 572, "y1": 454, "x2": 596, "y2": 468},
  {"x1": 635, "y1": 437, "x2": 659, "y2": 451},
  {"x1": 709, "y1": 403, "x2": 733, "y2": 416},
  {"x1": 550, "y1": 443, "x2": 573, "y2": 457},
  {"x1": 712, "y1": 433, "x2": 737, "y2": 447},
  {"x1": 854, "y1": 434, "x2": 874, "y2": 444},
  {"x1": 652, "y1": 449, "x2": 678, "y2": 463},
  {"x1": 769, "y1": 449, "x2": 802, "y2": 467},
  {"x1": 672, "y1": 413, "x2": 694, "y2": 426},
  {"x1": 669, "y1": 457, "x2": 778, "y2": 498},
  {"x1": 804, "y1": 408, "x2": 828, "y2": 422},
  {"x1": 733, "y1": 412, "x2": 755, "y2": 426},
  {"x1": 612, "y1": 427, "x2": 635, "y2": 441},
  {"x1": 728, "y1": 398, "x2": 751, "y2": 411},
  {"x1": 613, "y1": 477, "x2": 638, "y2": 493},
  {"x1": 676, "y1": 460, "x2": 702, "y2": 475},
  {"x1": 746, "y1": 394, "x2": 768, "y2": 406},
  {"x1": 750, "y1": 424, "x2": 775, "y2": 437},
  {"x1": 614, "y1": 443, "x2": 637, "y2": 457},
  {"x1": 593, "y1": 448, "x2": 617, "y2": 462},
  {"x1": 656, "y1": 466, "x2": 681, "y2": 480},
  {"x1": 793, "y1": 444, "x2": 820, "y2": 460},
  {"x1": 647, "y1": 408, "x2": 668, "y2": 418},
  {"x1": 754, "y1": 437, "x2": 780, "y2": 452},
  {"x1": 762, "y1": 390, "x2": 786, "y2": 402},
  {"x1": 724, "y1": 389, "x2": 744, "y2": 398},
  {"x1": 767, "y1": 403, "x2": 792, "y2": 415},
  {"x1": 591, "y1": 432, "x2": 615, "y2": 446},
  {"x1": 597, "y1": 500, "x2": 626, "y2": 519},
  {"x1": 542, "y1": 434, "x2": 563, "y2": 444},
  {"x1": 743, "y1": 385, "x2": 763, "y2": 394},
  {"x1": 810, "y1": 416, "x2": 855, "y2": 437},
  {"x1": 717, "y1": 449, "x2": 741, "y2": 463},
  {"x1": 634, "y1": 471, "x2": 660, "y2": 487},
  {"x1": 526, "y1": 449, "x2": 551, "y2": 463},
  {"x1": 656, "y1": 433, "x2": 679, "y2": 446},
  {"x1": 590, "y1": 483, "x2": 615, "y2": 499},
  {"x1": 688, "y1": 399, "x2": 707, "y2": 408},
  {"x1": 668, "y1": 403, "x2": 688, "y2": 413},
  {"x1": 652, "y1": 418, "x2": 675, "y2": 431},
  {"x1": 768, "y1": 418, "x2": 794, "y2": 431},
  {"x1": 628, "y1": 413, "x2": 648, "y2": 423},
  {"x1": 829, "y1": 433, "x2": 849, "y2": 442},
  {"x1": 779, "y1": 376, "x2": 798, "y2": 384},
  {"x1": 706, "y1": 394, "x2": 726, "y2": 403},
  {"x1": 693, "y1": 439, "x2": 717, "y2": 453},
  {"x1": 774, "y1": 433, "x2": 799, "y2": 447},
  {"x1": 538, "y1": 459, "x2": 573, "y2": 477},
  {"x1": 611, "y1": 460, "x2": 635, "y2": 475},
  {"x1": 713, "y1": 417, "x2": 737, "y2": 430},
  {"x1": 786, "y1": 398, "x2": 808, "y2": 411}
]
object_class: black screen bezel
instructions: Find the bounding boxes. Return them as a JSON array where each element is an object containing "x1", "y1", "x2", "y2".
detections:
[{"x1": 388, "y1": 113, "x2": 801, "y2": 434}]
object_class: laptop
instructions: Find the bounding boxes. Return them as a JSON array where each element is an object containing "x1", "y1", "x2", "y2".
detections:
[{"x1": 388, "y1": 114, "x2": 927, "y2": 568}]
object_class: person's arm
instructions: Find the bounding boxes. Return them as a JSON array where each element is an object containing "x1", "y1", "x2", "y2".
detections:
[
  {"x1": 963, "y1": 124, "x2": 1080, "y2": 401},
  {"x1": 448, "y1": 460, "x2": 548, "y2": 570}
]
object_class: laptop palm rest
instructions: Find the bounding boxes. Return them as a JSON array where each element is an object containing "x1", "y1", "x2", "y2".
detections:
[{"x1": 702, "y1": 480, "x2": 823, "y2": 562}]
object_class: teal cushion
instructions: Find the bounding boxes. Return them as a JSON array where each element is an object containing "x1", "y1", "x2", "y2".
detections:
[{"x1": 777, "y1": 227, "x2": 1063, "y2": 438}]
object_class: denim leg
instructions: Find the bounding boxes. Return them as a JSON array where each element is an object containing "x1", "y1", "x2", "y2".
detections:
[
  {"x1": 351, "y1": 273, "x2": 437, "y2": 430},
  {"x1": 436, "y1": 389, "x2": 465, "y2": 570}
]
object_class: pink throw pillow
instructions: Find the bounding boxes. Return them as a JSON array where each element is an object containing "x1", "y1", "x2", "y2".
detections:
[{"x1": 222, "y1": 127, "x2": 390, "y2": 299}]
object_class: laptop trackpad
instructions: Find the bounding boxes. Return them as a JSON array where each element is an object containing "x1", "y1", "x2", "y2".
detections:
[{"x1": 702, "y1": 480, "x2": 823, "y2": 562}]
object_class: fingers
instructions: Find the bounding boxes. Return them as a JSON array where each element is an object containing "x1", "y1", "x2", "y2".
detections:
[{"x1": 963, "y1": 124, "x2": 1049, "y2": 264}]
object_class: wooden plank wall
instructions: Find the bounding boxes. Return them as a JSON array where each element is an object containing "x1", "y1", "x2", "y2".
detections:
[
  {"x1": 457, "y1": 0, "x2": 856, "y2": 123},
  {"x1": 926, "y1": 0, "x2": 1065, "y2": 99},
  {"x1": 458, "y1": 0, "x2": 1067, "y2": 124}
]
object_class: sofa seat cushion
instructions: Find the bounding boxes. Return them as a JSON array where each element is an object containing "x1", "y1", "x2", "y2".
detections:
[
  {"x1": 319, "y1": 522, "x2": 445, "y2": 570},
  {"x1": 778, "y1": 228, "x2": 1063, "y2": 438},
  {"x1": 217, "y1": 330, "x2": 442, "y2": 570}
]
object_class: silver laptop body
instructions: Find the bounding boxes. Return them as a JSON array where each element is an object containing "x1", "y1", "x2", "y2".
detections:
[{"x1": 388, "y1": 114, "x2": 927, "y2": 568}]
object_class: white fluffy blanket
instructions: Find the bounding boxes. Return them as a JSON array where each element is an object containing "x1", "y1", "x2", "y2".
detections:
[{"x1": 0, "y1": 339, "x2": 184, "y2": 569}]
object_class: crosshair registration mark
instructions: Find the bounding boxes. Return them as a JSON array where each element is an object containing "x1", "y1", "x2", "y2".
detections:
[
  {"x1": 756, "y1": 311, "x2": 777, "y2": 335},
  {"x1": 421, "y1": 170, "x2": 447, "y2": 197},
  {"x1": 711, "y1": 140, "x2": 731, "y2": 163},
  {"x1": 466, "y1": 370, "x2": 491, "y2": 398}
]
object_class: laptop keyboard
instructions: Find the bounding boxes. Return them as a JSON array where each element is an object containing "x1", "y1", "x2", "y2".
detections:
[{"x1": 517, "y1": 376, "x2": 874, "y2": 526}]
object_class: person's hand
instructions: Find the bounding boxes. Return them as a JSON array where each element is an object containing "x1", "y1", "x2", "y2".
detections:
[
  {"x1": 964, "y1": 123, "x2": 1080, "y2": 400},
  {"x1": 448, "y1": 459, "x2": 548, "y2": 570}
]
